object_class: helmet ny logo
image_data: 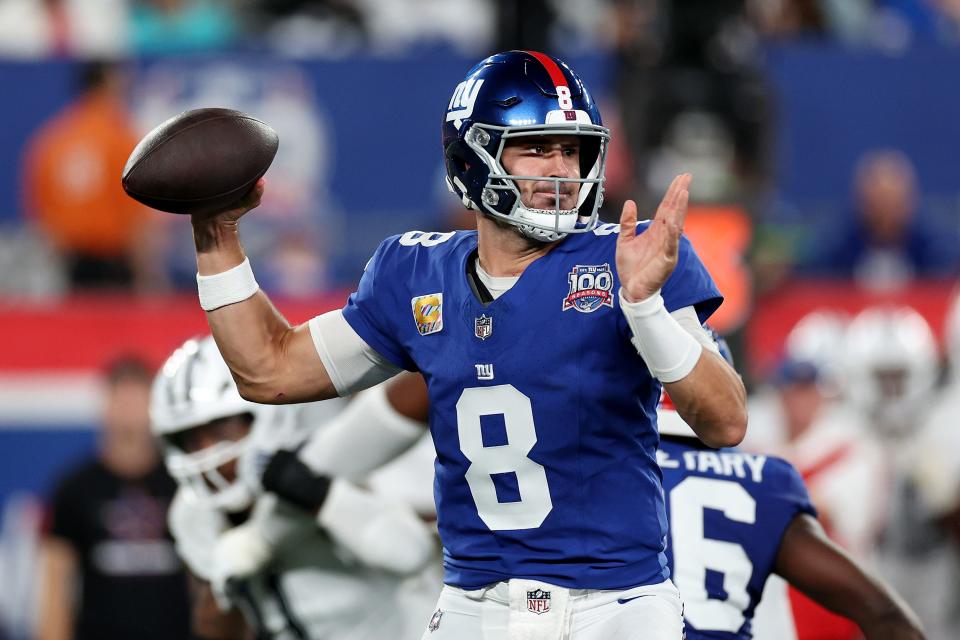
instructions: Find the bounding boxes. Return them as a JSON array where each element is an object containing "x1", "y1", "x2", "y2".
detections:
[{"x1": 446, "y1": 78, "x2": 485, "y2": 129}]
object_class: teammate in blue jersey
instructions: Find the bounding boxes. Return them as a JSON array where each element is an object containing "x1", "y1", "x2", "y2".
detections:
[
  {"x1": 184, "y1": 50, "x2": 747, "y2": 639},
  {"x1": 657, "y1": 336, "x2": 924, "y2": 640}
]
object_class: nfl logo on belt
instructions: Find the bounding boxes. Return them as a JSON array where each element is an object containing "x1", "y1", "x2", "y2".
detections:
[
  {"x1": 475, "y1": 314, "x2": 493, "y2": 340},
  {"x1": 562, "y1": 263, "x2": 614, "y2": 313},
  {"x1": 412, "y1": 293, "x2": 444, "y2": 336},
  {"x1": 527, "y1": 589, "x2": 551, "y2": 615}
]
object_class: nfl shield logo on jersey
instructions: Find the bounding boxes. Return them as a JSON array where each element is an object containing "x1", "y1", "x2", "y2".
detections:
[
  {"x1": 562, "y1": 263, "x2": 614, "y2": 313},
  {"x1": 412, "y1": 293, "x2": 444, "y2": 336},
  {"x1": 475, "y1": 314, "x2": 493, "y2": 340},
  {"x1": 527, "y1": 589, "x2": 551, "y2": 615}
]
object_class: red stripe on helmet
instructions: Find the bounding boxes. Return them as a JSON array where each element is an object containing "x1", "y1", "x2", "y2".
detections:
[{"x1": 525, "y1": 50, "x2": 569, "y2": 90}]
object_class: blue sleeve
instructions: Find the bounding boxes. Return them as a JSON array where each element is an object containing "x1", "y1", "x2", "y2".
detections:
[
  {"x1": 340, "y1": 238, "x2": 418, "y2": 371},
  {"x1": 775, "y1": 459, "x2": 818, "y2": 521},
  {"x1": 661, "y1": 234, "x2": 723, "y2": 322}
]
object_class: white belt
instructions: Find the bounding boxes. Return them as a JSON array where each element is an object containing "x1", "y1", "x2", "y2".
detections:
[{"x1": 507, "y1": 579, "x2": 571, "y2": 640}]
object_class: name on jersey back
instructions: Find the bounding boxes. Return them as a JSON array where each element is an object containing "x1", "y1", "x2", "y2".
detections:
[{"x1": 657, "y1": 449, "x2": 768, "y2": 483}]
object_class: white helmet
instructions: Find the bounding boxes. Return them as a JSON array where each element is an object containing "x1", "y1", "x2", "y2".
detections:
[
  {"x1": 841, "y1": 306, "x2": 938, "y2": 435},
  {"x1": 151, "y1": 336, "x2": 297, "y2": 512},
  {"x1": 783, "y1": 310, "x2": 849, "y2": 395}
]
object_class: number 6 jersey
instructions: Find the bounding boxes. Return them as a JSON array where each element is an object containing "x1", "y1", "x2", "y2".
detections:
[
  {"x1": 339, "y1": 226, "x2": 722, "y2": 590},
  {"x1": 658, "y1": 435, "x2": 817, "y2": 639}
]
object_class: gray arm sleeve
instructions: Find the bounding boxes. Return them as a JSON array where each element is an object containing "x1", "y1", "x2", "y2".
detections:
[
  {"x1": 307, "y1": 310, "x2": 403, "y2": 397},
  {"x1": 670, "y1": 306, "x2": 721, "y2": 354}
]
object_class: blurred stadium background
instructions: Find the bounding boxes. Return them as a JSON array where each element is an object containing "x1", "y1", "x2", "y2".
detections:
[{"x1": 2, "y1": 1, "x2": 960, "y2": 639}]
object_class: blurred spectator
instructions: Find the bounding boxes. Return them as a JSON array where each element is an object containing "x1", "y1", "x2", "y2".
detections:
[
  {"x1": 129, "y1": 0, "x2": 237, "y2": 55},
  {"x1": 0, "y1": 0, "x2": 56, "y2": 57},
  {"x1": 36, "y1": 356, "x2": 190, "y2": 640},
  {"x1": 746, "y1": 0, "x2": 960, "y2": 48},
  {"x1": 869, "y1": 0, "x2": 960, "y2": 49},
  {"x1": 0, "y1": 0, "x2": 128, "y2": 58},
  {"x1": 252, "y1": 0, "x2": 369, "y2": 56},
  {"x1": 493, "y1": 0, "x2": 556, "y2": 52},
  {"x1": 21, "y1": 60, "x2": 167, "y2": 292},
  {"x1": 613, "y1": 0, "x2": 774, "y2": 208},
  {"x1": 355, "y1": 0, "x2": 494, "y2": 55},
  {"x1": 796, "y1": 149, "x2": 960, "y2": 290},
  {"x1": 747, "y1": 0, "x2": 851, "y2": 40}
]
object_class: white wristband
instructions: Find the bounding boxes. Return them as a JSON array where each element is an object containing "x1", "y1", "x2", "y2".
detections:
[
  {"x1": 197, "y1": 257, "x2": 260, "y2": 311},
  {"x1": 619, "y1": 288, "x2": 702, "y2": 383}
]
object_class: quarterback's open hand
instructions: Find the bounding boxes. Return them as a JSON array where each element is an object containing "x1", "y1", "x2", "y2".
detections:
[{"x1": 616, "y1": 173, "x2": 691, "y2": 302}]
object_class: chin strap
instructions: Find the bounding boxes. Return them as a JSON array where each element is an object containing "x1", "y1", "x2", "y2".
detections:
[{"x1": 513, "y1": 206, "x2": 579, "y2": 243}]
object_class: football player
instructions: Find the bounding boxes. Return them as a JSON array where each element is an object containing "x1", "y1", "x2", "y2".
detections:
[
  {"x1": 186, "y1": 50, "x2": 747, "y2": 638},
  {"x1": 151, "y1": 336, "x2": 438, "y2": 640},
  {"x1": 908, "y1": 291, "x2": 960, "y2": 639},
  {"x1": 743, "y1": 311, "x2": 891, "y2": 639},
  {"x1": 315, "y1": 350, "x2": 924, "y2": 640},
  {"x1": 841, "y1": 307, "x2": 945, "y2": 638},
  {"x1": 656, "y1": 333, "x2": 924, "y2": 640},
  {"x1": 658, "y1": 397, "x2": 924, "y2": 639}
]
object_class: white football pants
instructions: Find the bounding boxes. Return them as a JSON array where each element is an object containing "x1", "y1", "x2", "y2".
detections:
[{"x1": 417, "y1": 579, "x2": 684, "y2": 640}]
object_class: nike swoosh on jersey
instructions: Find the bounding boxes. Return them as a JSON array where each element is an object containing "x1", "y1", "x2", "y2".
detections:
[{"x1": 617, "y1": 594, "x2": 654, "y2": 605}]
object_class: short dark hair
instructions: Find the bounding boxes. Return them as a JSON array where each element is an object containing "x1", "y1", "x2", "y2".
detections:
[{"x1": 103, "y1": 355, "x2": 153, "y2": 386}]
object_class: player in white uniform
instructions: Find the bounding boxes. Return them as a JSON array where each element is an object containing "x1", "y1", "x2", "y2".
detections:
[
  {"x1": 842, "y1": 307, "x2": 946, "y2": 640},
  {"x1": 151, "y1": 336, "x2": 438, "y2": 640},
  {"x1": 745, "y1": 311, "x2": 890, "y2": 639},
  {"x1": 909, "y1": 292, "x2": 960, "y2": 640}
]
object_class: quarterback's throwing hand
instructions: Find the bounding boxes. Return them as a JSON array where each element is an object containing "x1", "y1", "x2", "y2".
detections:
[
  {"x1": 616, "y1": 173, "x2": 692, "y2": 302},
  {"x1": 191, "y1": 178, "x2": 265, "y2": 227},
  {"x1": 191, "y1": 179, "x2": 265, "y2": 253}
]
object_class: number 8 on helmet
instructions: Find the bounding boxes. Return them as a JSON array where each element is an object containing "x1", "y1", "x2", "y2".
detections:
[{"x1": 442, "y1": 50, "x2": 611, "y2": 243}]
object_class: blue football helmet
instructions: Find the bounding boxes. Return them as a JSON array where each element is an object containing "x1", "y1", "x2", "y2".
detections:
[{"x1": 442, "y1": 50, "x2": 610, "y2": 242}]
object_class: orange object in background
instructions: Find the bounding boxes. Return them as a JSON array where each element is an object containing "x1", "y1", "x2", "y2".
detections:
[
  {"x1": 682, "y1": 205, "x2": 753, "y2": 334},
  {"x1": 22, "y1": 84, "x2": 146, "y2": 258}
]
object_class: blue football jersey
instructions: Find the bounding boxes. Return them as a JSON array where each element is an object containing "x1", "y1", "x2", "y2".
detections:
[
  {"x1": 341, "y1": 224, "x2": 721, "y2": 589},
  {"x1": 658, "y1": 436, "x2": 817, "y2": 639}
]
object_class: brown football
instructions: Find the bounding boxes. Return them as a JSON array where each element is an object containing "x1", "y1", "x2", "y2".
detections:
[{"x1": 122, "y1": 108, "x2": 279, "y2": 216}]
